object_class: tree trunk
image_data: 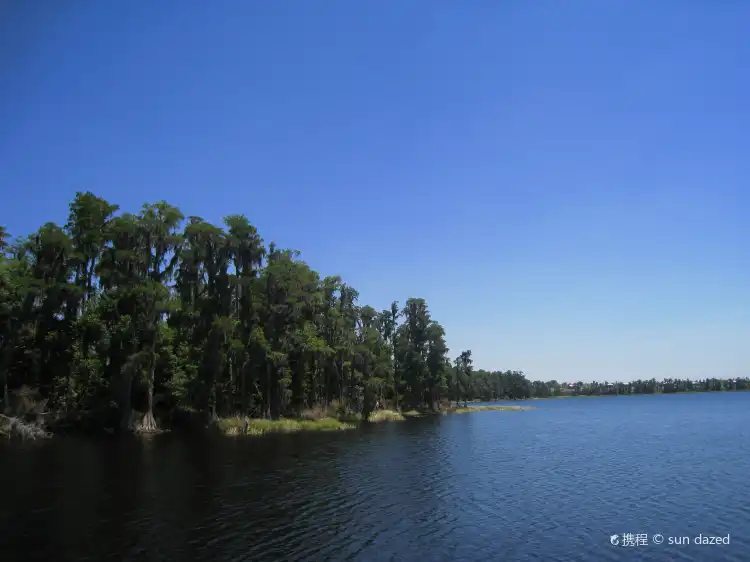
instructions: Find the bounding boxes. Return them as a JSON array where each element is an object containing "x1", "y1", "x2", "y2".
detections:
[
  {"x1": 307, "y1": 356, "x2": 316, "y2": 408},
  {"x1": 362, "y1": 382, "x2": 374, "y2": 421},
  {"x1": 138, "y1": 338, "x2": 159, "y2": 431},
  {"x1": 119, "y1": 373, "x2": 133, "y2": 431},
  {"x1": 324, "y1": 361, "x2": 329, "y2": 406},
  {"x1": 241, "y1": 360, "x2": 248, "y2": 416},
  {"x1": 2, "y1": 378, "x2": 8, "y2": 414},
  {"x1": 140, "y1": 361, "x2": 158, "y2": 432},
  {"x1": 264, "y1": 362, "x2": 271, "y2": 418},
  {"x1": 0, "y1": 345, "x2": 10, "y2": 414},
  {"x1": 270, "y1": 367, "x2": 281, "y2": 419},
  {"x1": 292, "y1": 354, "x2": 304, "y2": 415},
  {"x1": 211, "y1": 383, "x2": 218, "y2": 422}
]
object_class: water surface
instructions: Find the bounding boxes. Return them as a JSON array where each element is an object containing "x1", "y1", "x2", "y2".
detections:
[{"x1": 2, "y1": 393, "x2": 749, "y2": 561}]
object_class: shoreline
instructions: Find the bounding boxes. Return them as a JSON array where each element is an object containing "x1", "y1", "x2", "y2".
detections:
[
  {"x1": 9, "y1": 390, "x2": 746, "y2": 441},
  {"x1": 0, "y1": 403, "x2": 533, "y2": 441},
  {"x1": 529, "y1": 388, "x2": 750, "y2": 401},
  {"x1": 218, "y1": 404, "x2": 533, "y2": 437}
]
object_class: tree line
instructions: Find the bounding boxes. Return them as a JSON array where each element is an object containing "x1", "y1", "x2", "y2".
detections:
[
  {"x1": 2, "y1": 194, "x2": 742, "y2": 433},
  {"x1": 466, "y1": 374, "x2": 750, "y2": 400},
  {"x1": 0, "y1": 193, "x2": 523, "y2": 432}
]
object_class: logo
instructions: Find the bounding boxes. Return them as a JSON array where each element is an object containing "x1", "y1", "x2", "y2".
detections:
[{"x1": 610, "y1": 534, "x2": 620, "y2": 546}]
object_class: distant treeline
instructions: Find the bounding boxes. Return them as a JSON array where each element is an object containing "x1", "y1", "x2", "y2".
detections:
[
  {"x1": 467, "y1": 373, "x2": 750, "y2": 400},
  {"x1": 0, "y1": 193, "x2": 521, "y2": 432}
]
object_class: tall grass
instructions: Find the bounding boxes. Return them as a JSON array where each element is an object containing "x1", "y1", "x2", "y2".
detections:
[
  {"x1": 367, "y1": 409, "x2": 405, "y2": 422},
  {"x1": 1, "y1": 386, "x2": 52, "y2": 440},
  {"x1": 218, "y1": 415, "x2": 356, "y2": 436},
  {"x1": 453, "y1": 404, "x2": 532, "y2": 414},
  {"x1": 217, "y1": 401, "x2": 533, "y2": 437}
]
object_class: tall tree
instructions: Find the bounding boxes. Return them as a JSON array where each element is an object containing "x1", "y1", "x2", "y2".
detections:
[
  {"x1": 0, "y1": 193, "x2": 552, "y2": 432},
  {"x1": 136, "y1": 202, "x2": 184, "y2": 431}
]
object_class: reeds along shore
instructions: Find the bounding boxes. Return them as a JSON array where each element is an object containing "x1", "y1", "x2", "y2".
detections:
[{"x1": 217, "y1": 403, "x2": 533, "y2": 437}]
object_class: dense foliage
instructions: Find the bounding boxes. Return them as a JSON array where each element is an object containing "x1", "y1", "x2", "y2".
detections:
[
  {"x1": 0, "y1": 193, "x2": 491, "y2": 431},
  {"x1": 1, "y1": 194, "x2": 745, "y2": 433}
]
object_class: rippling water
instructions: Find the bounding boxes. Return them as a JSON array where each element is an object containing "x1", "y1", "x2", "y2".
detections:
[{"x1": 2, "y1": 392, "x2": 750, "y2": 561}]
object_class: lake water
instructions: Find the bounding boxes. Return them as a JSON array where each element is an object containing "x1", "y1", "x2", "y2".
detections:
[{"x1": 2, "y1": 393, "x2": 749, "y2": 561}]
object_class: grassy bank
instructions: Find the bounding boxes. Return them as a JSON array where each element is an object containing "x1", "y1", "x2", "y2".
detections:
[
  {"x1": 368, "y1": 409, "x2": 406, "y2": 422},
  {"x1": 218, "y1": 406, "x2": 408, "y2": 436},
  {"x1": 0, "y1": 414, "x2": 52, "y2": 440},
  {"x1": 3, "y1": 403, "x2": 531, "y2": 440},
  {"x1": 217, "y1": 403, "x2": 531, "y2": 437},
  {"x1": 218, "y1": 416, "x2": 357, "y2": 436},
  {"x1": 452, "y1": 404, "x2": 533, "y2": 414}
]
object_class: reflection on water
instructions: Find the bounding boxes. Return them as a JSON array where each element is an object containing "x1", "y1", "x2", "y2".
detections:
[{"x1": 2, "y1": 393, "x2": 749, "y2": 561}]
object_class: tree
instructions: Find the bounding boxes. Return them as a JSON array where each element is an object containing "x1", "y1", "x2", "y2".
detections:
[
  {"x1": 0, "y1": 192, "x2": 553, "y2": 433},
  {"x1": 455, "y1": 350, "x2": 473, "y2": 406}
]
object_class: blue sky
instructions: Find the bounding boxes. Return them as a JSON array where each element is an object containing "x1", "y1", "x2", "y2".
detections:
[{"x1": 1, "y1": 1, "x2": 748, "y2": 383}]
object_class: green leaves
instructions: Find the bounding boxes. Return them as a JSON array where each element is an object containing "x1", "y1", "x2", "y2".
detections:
[{"x1": 0, "y1": 192, "x2": 493, "y2": 426}]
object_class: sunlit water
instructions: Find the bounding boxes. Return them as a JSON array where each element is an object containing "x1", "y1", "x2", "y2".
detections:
[{"x1": 2, "y1": 393, "x2": 749, "y2": 561}]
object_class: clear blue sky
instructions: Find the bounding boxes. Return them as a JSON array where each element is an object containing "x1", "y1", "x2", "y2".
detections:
[{"x1": 1, "y1": 1, "x2": 748, "y2": 383}]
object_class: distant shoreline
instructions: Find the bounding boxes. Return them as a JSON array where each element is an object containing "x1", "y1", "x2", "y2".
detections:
[{"x1": 529, "y1": 388, "x2": 750, "y2": 400}]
